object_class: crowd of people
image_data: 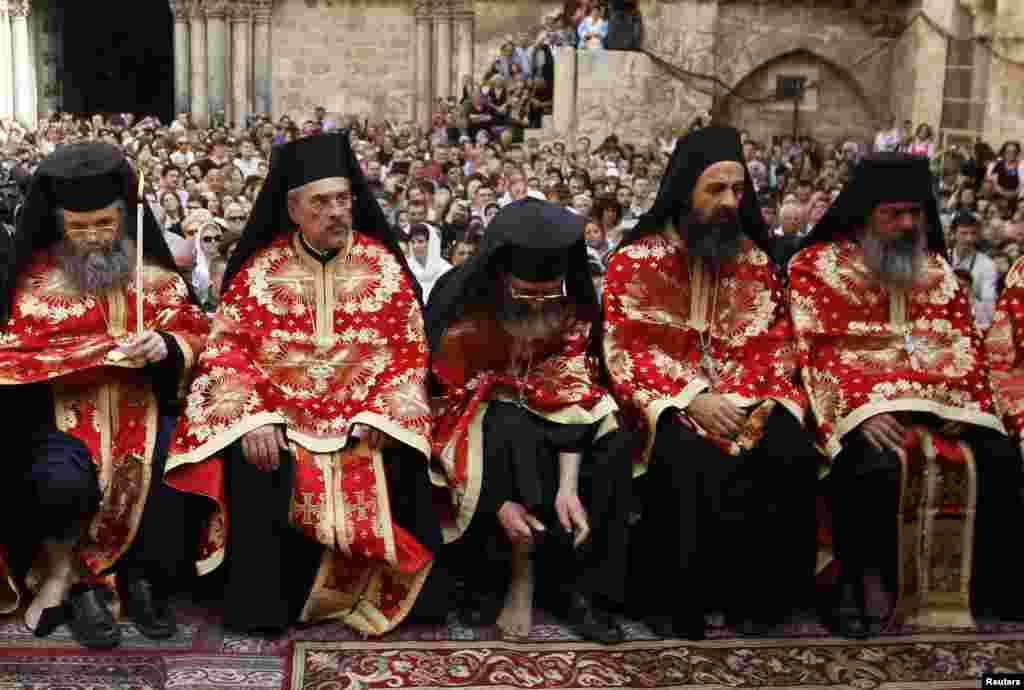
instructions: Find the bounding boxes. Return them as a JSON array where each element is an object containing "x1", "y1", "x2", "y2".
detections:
[
  {"x1": 2, "y1": 107, "x2": 1022, "y2": 326},
  {"x1": 3, "y1": 100, "x2": 1024, "y2": 657}
]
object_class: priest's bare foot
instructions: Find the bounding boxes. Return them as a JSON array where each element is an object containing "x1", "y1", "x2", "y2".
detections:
[
  {"x1": 497, "y1": 545, "x2": 533, "y2": 638},
  {"x1": 24, "y1": 539, "x2": 78, "y2": 634},
  {"x1": 24, "y1": 574, "x2": 71, "y2": 632}
]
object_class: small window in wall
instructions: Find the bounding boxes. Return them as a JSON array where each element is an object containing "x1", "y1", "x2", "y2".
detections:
[
  {"x1": 777, "y1": 76, "x2": 807, "y2": 101},
  {"x1": 766, "y1": 67, "x2": 819, "y2": 112}
]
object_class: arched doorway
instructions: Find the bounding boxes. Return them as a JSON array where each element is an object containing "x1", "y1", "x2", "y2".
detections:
[
  {"x1": 717, "y1": 50, "x2": 879, "y2": 146},
  {"x1": 60, "y1": 0, "x2": 174, "y2": 120}
]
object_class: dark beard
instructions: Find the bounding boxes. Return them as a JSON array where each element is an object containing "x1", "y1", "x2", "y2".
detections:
[
  {"x1": 860, "y1": 226, "x2": 927, "y2": 290},
  {"x1": 54, "y1": 237, "x2": 135, "y2": 294},
  {"x1": 497, "y1": 296, "x2": 570, "y2": 339},
  {"x1": 682, "y1": 207, "x2": 743, "y2": 265}
]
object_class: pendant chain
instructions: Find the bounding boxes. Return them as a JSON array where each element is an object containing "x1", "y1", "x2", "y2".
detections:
[{"x1": 691, "y1": 260, "x2": 721, "y2": 383}]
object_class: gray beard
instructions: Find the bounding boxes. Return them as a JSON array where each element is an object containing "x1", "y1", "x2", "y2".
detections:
[
  {"x1": 497, "y1": 299, "x2": 570, "y2": 339},
  {"x1": 860, "y1": 227, "x2": 927, "y2": 291},
  {"x1": 54, "y1": 237, "x2": 135, "y2": 294}
]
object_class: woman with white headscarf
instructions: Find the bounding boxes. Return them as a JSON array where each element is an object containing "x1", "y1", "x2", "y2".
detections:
[{"x1": 407, "y1": 223, "x2": 451, "y2": 302}]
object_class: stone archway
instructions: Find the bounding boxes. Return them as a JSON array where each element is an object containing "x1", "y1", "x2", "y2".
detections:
[{"x1": 717, "y1": 49, "x2": 879, "y2": 145}]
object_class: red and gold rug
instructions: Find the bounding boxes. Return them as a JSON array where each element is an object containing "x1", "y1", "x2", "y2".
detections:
[{"x1": 288, "y1": 633, "x2": 1024, "y2": 690}]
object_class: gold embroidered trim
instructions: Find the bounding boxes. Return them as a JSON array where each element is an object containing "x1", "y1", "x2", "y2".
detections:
[
  {"x1": 488, "y1": 395, "x2": 618, "y2": 427},
  {"x1": 165, "y1": 411, "x2": 287, "y2": 473},
  {"x1": 291, "y1": 231, "x2": 354, "y2": 349},
  {"x1": 827, "y1": 399, "x2": 1006, "y2": 458},
  {"x1": 105, "y1": 289, "x2": 128, "y2": 338},
  {"x1": 196, "y1": 548, "x2": 224, "y2": 577},
  {"x1": 0, "y1": 570, "x2": 20, "y2": 615},
  {"x1": 109, "y1": 391, "x2": 158, "y2": 569},
  {"x1": 167, "y1": 411, "x2": 432, "y2": 473},
  {"x1": 298, "y1": 558, "x2": 433, "y2": 635},
  {"x1": 438, "y1": 401, "x2": 487, "y2": 545},
  {"x1": 369, "y1": 447, "x2": 399, "y2": 567},
  {"x1": 689, "y1": 258, "x2": 709, "y2": 332}
]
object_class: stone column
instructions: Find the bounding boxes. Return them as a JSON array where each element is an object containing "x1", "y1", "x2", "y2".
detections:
[
  {"x1": 414, "y1": 0, "x2": 433, "y2": 129},
  {"x1": 171, "y1": 0, "x2": 191, "y2": 117},
  {"x1": 189, "y1": 4, "x2": 208, "y2": 126},
  {"x1": 455, "y1": 7, "x2": 474, "y2": 98},
  {"x1": 0, "y1": 2, "x2": 14, "y2": 121},
  {"x1": 231, "y1": 3, "x2": 250, "y2": 128},
  {"x1": 434, "y1": 2, "x2": 452, "y2": 101},
  {"x1": 205, "y1": 2, "x2": 228, "y2": 127},
  {"x1": 10, "y1": 0, "x2": 35, "y2": 128},
  {"x1": 42, "y1": 1, "x2": 61, "y2": 114},
  {"x1": 553, "y1": 46, "x2": 577, "y2": 137},
  {"x1": 252, "y1": 0, "x2": 271, "y2": 116}
]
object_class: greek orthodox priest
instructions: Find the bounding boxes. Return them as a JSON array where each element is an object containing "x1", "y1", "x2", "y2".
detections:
[
  {"x1": 988, "y1": 257, "x2": 1024, "y2": 445},
  {"x1": 601, "y1": 126, "x2": 817, "y2": 639},
  {"x1": 788, "y1": 153, "x2": 1022, "y2": 638},
  {"x1": 428, "y1": 199, "x2": 633, "y2": 644},
  {"x1": 166, "y1": 133, "x2": 447, "y2": 636},
  {"x1": 0, "y1": 143, "x2": 210, "y2": 648}
]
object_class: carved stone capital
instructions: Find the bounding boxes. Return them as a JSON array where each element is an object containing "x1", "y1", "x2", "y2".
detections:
[
  {"x1": 204, "y1": 0, "x2": 228, "y2": 20},
  {"x1": 8, "y1": 0, "x2": 30, "y2": 18},
  {"x1": 229, "y1": 0, "x2": 253, "y2": 22},
  {"x1": 252, "y1": 0, "x2": 272, "y2": 22},
  {"x1": 415, "y1": 0, "x2": 434, "y2": 21},
  {"x1": 169, "y1": 0, "x2": 191, "y2": 22}
]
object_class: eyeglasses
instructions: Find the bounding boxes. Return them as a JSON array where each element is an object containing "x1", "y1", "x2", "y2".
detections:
[
  {"x1": 509, "y1": 280, "x2": 568, "y2": 303},
  {"x1": 202, "y1": 235, "x2": 223, "y2": 243},
  {"x1": 227, "y1": 215, "x2": 246, "y2": 222},
  {"x1": 64, "y1": 221, "x2": 119, "y2": 241}
]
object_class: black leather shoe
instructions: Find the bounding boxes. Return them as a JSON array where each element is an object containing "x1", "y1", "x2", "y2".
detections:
[
  {"x1": 118, "y1": 576, "x2": 177, "y2": 639},
  {"x1": 646, "y1": 615, "x2": 676, "y2": 638},
  {"x1": 645, "y1": 614, "x2": 705, "y2": 640},
  {"x1": 829, "y1": 582, "x2": 869, "y2": 640},
  {"x1": 66, "y1": 585, "x2": 121, "y2": 649},
  {"x1": 27, "y1": 604, "x2": 67, "y2": 638},
  {"x1": 567, "y1": 594, "x2": 623, "y2": 645}
]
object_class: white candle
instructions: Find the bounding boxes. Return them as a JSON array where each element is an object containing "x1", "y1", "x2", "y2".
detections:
[{"x1": 136, "y1": 170, "x2": 145, "y2": 337}]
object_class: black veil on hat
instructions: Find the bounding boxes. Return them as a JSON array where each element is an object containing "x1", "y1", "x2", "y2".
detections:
[
  {"x1": 222, "y1": 132, "x2": 418, "y2": 301},
  {"x1": 424, "y1": 198, "x2": 599, "y2": 352},
  {"x1": 798, "y1": 152, "x2": 945, "y2": 257},
  {"x1": 2, "y1": 142, "x2": 187, "y2": 324},
  {"x1": 619, "y1": 125, "x2": 772, "y2": 257}
]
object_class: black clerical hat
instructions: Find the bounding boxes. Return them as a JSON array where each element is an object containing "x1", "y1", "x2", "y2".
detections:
[
  {"x1": 39, "y1": 142, "x2": 126, "y2": 211},
  {"x1": 222, "y1": 132, "x2": 415, "y2": 300},
  {"x1": 2, "y1": 142, "x2": 190, "y2": 325},
  {"x1": 800, "y1": 153, "x2": 945, "y2": 256},
  {"x1": 619, "y1": 125, "x2": 772, "y2": 257},
  {"x1": 424, "y1": 199, "x2": 599, "y2": 350}
]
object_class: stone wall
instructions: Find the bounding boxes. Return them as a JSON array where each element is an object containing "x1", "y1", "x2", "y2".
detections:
[
  {"x1": 722, "y1": 52, "x2": 877, "y2": 145},
  {"x1": 713, "y1": 0, "x2": 897, "y2": 127},
  {"x1": 963, "y1": 0, "x2": 1024, "y2": 145},
  {"x1": 271, "y1": 0, "x2": 417, "y2": 123},
  {"x1": 571, "y1": 48, "x2": 711, "y2": 146}
]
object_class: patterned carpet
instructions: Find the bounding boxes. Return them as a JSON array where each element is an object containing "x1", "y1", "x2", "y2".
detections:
[{"x1": 0, "y1": 601, "x2": 1021, "y2": 689}]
